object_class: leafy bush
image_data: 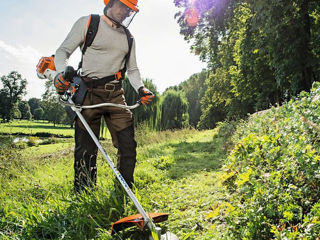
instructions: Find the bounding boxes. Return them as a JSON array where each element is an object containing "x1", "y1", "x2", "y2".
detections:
[
  {"x1": 214, "y1": 121, "x2": 238, "y2": 139},
  {"x1": 13, "y1": 141, "x2": 28, "y2": 149},
  {"x1": 42, "y1": 136, "x2": 58, "y2": 145},
  {"x1": 28, "y1": 136, "x2": 40, "y2": 147},
  {"x1": 160, "y1": 89, "x2": 189, "y2": 130},
  {"x1": 211, "y1": 82, "x2": 320, "y2": 239},
  {"x1": 213, "y1": 120, "x2": 239, "y2": 153}
]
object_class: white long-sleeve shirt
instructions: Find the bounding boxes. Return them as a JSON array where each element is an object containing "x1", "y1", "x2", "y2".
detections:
[{"x1": 55, "y1": 15, "x2": 144, "y2": 92}]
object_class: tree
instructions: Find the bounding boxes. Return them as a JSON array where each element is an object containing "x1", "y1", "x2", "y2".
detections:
[
  {"x1": 179, "y1": 69, "x2": 207, "y2": 127},
  {"x1": 28, "y1": 98, "x2": 41, "y2": 116},
  {"x1": 160, "y1": 89, "x2": 189, "y2": 130},
  {"x1": 0, "y1": 90, "x2": 9, "y2": 122},
  {"x1": 250, "y1": 0, "x2": 319, "y2": 96},
  {"x1": 12, "y1": 104, "x2": 21, "y2": 119},
  {"x1": 123, "y1": 78, "x2": 161, "y2": 130},
  {"x1": 34, "y1": 107, "x2": 44, "y2": 120},
  {"x1": 18, "y1": 101, "x2": 32, "y2": 120},
  {"x1": 41, "y1": 79, "x2": 68, "y2": 126},
  {"x1": 0, "y1": 71, "x2": 27, "y2": 122}
]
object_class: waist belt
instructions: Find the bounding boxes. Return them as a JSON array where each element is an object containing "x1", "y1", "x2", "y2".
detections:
[{"x1": 83, "y1": 69, "x2": 125, "y2": 88}]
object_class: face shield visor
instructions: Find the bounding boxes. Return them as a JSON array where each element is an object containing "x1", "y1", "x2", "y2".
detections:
[
  {"x1": 108, "y1": 0, "x2": 139, "y2": 28},
  {"x1": 121, "y1": 10, "x2": 137, "y2": 28}
]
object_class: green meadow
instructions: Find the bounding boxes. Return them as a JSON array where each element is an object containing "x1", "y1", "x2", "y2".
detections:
[{"x1": 0, "y1": 120, "x2": 74, "y2": 137}]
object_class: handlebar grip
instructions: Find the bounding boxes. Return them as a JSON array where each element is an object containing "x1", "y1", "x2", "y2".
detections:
[{"x1": 63, "y1": 66, "x2": 76, "y2": 82}]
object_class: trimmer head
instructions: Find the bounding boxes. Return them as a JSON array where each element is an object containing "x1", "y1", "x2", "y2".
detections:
[{"x1": 111, "y1": 212, "x2": 169, "y2": 235}]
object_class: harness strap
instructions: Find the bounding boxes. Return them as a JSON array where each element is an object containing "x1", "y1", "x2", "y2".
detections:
[
  {"x1": 123, "y1": 27, "x2": 133, "y2": 71},
  {"x1": 84, "y1": 68, "x2": 126, "y2": 88},
  {"x1": 78, "y1": 14, "x2": 100, "y2": 70},
  {"x1": 82, "y1": 14, "x2": 100, "y2": 56}
]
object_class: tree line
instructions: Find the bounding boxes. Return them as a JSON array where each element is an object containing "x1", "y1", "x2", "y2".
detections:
[
  {"x1": 0, "y1": 71, "x2": 71, "y2": 126},
  {"x1": 0, "y1": 71, "x2": 191, "y2": 130},
  {"x1": 173, "y1": 0, "x2": 320, "y2": 129}
]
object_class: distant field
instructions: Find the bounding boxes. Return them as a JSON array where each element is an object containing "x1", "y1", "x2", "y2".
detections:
[{"x1": 0, "y1": 120, "x2": 74, "y2": 137}]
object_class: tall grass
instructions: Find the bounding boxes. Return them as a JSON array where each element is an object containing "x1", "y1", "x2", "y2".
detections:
[{"x1": 0, "y1": 124, "x2": 230, "y2": 239}]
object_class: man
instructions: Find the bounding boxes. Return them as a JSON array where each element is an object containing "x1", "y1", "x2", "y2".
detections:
[{"x1": 54, "y1": 0, "x2": 154, "y2": 192}]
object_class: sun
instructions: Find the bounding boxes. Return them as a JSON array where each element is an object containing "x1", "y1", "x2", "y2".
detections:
[{"x1": 185, "y1": 0, "x2": 199, "y2": 27}]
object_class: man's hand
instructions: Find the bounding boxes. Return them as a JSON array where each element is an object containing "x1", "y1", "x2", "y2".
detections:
[
  {"x1": 53, "y1": 66, "x2": 75, "y2": 95},
  {"x1": 138, "y1": 87, "x2": 154, "y2": 105},
  {"x1": 54, "y1": 72, "x2": 70, "y2": 95}
]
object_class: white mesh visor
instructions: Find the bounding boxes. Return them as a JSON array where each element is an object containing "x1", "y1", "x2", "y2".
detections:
[{"x1": 121, "y1": 11, "x2": 137, "y2": 28}]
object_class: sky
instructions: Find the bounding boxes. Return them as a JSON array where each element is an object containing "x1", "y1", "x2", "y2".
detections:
[{"x1": 0, "y1": 0, "x2": 206, "y2": 99}]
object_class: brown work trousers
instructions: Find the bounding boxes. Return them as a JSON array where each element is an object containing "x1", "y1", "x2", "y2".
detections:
[{"x1": 74, "y1": 83, "x2": 137, "y2": 192}]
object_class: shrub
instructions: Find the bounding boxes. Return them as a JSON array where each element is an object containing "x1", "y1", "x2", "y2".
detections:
[
  {"x1": 28, "y1": 136, "x2": 41, "y2": 147},
  {"x1": 42, "y1": 136, "x2": 58, "y2": 145},
  {"x1": 13, "y1": 141, "x2": 28, "y2": 149},
  {"x1": 209, "y1": 82, "x2": 320, "y2": 239}
]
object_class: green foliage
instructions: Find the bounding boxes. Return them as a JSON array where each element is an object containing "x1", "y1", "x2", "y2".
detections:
[
  {"x1": 43, "y1": 100, "x2": 66, "y2": 125},
  {"x1": 214, "y1": 82, "x2": 320, "y2": 239},
  {"x1": 152, "y1": 155, "x2": 174, "y2": 170},
  {"x1": 34, "y1": 107, "x2": 44, "y2": 120},
  {"x1": 28, "y1": 98, "x2": 42, "y2": 116},
  {"x1": 174, "y1": 0, "x2": 320, "y2": 129},
  {"x1": 18, "y1": 101, "x2": 32, "y2": 120},
  {"x1": 123, "y1": 78, "x2": 161, "y2": 130},
  {"x1": 178, "y1": 69, "x2": 208, "y2": 127},
  {"x1": 0, "y1": 71, "x2": 27, "y2": 122},
  {"x1": 252, "y1": 0, "x2": 318, "y2": 94},
  {"x1": 164, "y1": 69, "x2": 207, "y2": 128},
  {"x1": 41, "y1": 79, "x2": 69, "y2": 126},
  {"x1": 27, "y1": 136, "x2": 40, "y2": 147},
  {"x1": 213, "y1": 120, "x2": 238, "y2": 153},
  {"x1": 12, "y1": 141, "x2": 28, "y2": 149},
  {"x1": 41, "y1": 136, "x2": 58, "y2": 145},
  {"x1": 12, "y1": 104, "x2": 21, "y2": 119},
  {"x1": 160, "y1": 89, "x2": 189, "y2": 130}
]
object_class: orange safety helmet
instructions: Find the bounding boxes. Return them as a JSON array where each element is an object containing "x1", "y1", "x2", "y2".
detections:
[{"x1": 104, "y1": 0, "x2": 139, "y2": 12}]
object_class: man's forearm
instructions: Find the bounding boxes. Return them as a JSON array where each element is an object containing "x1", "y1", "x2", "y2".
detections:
[{"x1": 127, "y1": 68, "x2": 144, "y2": 92}]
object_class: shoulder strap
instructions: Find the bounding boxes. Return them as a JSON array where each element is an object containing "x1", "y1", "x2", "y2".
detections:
[
  {"x1": 82, "y1": 14, "x2": 100, "y2": 55},
  {"x1": 122, "y1": 27, "x2": 134, "y2": 71},
  {"x1": 78, "y1": 14, "x2": 100, "y2": 70}
]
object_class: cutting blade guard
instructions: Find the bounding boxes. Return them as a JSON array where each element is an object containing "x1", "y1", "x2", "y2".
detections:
[{"x1": 111, "y1": 212, "x2": 168, "y2": 235}]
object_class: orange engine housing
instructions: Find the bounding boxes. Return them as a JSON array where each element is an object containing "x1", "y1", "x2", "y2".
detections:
[{"x1": 36, "y1": 55, "x2": 56, "y2": 74}]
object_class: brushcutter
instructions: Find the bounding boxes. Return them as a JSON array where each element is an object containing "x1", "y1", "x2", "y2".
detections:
[{"x1": 36, "y1": 57, "x2": 179, "y2": 240}]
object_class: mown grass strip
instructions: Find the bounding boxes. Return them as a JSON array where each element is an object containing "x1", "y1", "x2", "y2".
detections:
[{"x1": 0, "y1": 120, "x2": 74, "y2": 137}]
